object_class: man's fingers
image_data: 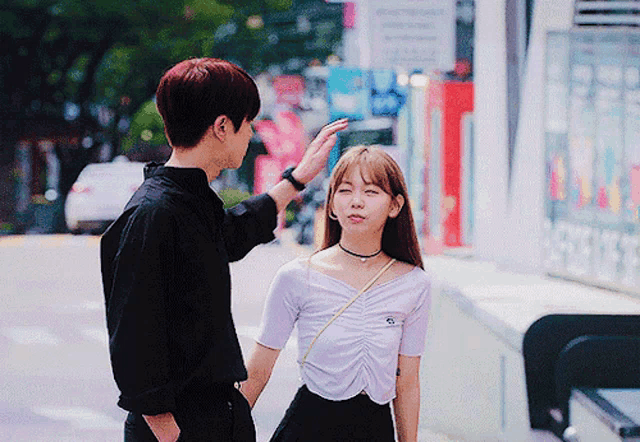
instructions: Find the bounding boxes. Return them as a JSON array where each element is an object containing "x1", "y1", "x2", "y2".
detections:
[
  {"x1": 310, "y1": 120, "x2": 347, "y2": 150},
  {"x1": 313, "y1": 134, "x2": 337, "y2": 155},
  {"x1": 323, "y1": 134, "x2": 338, "y2": 150},
  {"x1": 328, "y1": 119, "x2": 349, "y2": 132},
  {"x1": 325, "y1": 118, "x2": 349, "y2": 128},
  {"x1": 318, "y1": 119, "x2": 348, "y2": 136},
  {"x1": 301, "y1": 134, "x2": 337, "y2": 167}
]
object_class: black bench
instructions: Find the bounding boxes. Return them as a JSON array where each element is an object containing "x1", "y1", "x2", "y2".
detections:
[{"x1": 522, "y1": 314, "x2": 640, "y2": 438}]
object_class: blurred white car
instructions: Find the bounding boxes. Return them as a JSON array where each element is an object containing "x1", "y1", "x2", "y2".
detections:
[{"x1": 65, "y1": 157, "x2": 145, "y2": 234}]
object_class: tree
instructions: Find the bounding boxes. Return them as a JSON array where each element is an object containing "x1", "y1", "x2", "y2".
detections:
[
  {"x1": 0, "y1": 0, "x2": 234, "y2": 230},
  {"x1": 0, "y1": 0, "x2": 236, "y2": 154},
  {"x1": 0, "y1": 0, "x2": 343, "y2": 231},
  {"x1": 212, "y1": 0, "x2": 342, "y2": 75}
]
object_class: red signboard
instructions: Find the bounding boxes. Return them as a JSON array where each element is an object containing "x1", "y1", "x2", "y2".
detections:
[
  {"x1": 424, "y1": 80, "x2": 474, "y2": 251},
  {"x1": 253, "y1": 111, "x2": 307, "y2": 195},
  {"x1": 254, "y1": 155, "x2": 284, "y2": 195},
  {"x1": 254, "y1": 111, "x2": 306, "y2": 163},
  {"x1": 272, "y1": 75, "x2": 305, "y2": 107}
]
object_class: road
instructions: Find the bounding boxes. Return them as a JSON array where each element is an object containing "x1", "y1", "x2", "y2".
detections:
[{"x1": 0, "y1": 233, "x2": 307, "y2": 442}]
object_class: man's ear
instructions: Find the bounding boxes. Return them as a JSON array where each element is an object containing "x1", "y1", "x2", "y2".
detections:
[
  {"x1": 389, "y1": 194, "x2": 405, "y2": 219},
  {"x1": 212, "y1": 115, "x2": 229, "y2": 141}
]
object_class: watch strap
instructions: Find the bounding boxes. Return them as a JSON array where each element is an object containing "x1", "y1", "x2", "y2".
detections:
[{"x1": 282, "y1": 166, "x2": 306, "y2": 191}]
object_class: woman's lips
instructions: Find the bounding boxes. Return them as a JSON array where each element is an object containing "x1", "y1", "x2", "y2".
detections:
[{"x1": 348, "y1": 215, "x2": 365, "y2": 223}]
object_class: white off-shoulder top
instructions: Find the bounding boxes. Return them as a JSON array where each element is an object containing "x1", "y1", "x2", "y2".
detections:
[{"x1": 256, "y1": 258, "x2": 432, "y2": 405}]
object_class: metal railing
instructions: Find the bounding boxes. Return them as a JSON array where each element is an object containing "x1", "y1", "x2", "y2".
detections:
[{"x1": 574, "y1": 0, "x2": 640, "y2": 26}]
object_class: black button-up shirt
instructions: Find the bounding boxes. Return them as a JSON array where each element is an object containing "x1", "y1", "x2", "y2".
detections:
[{"x1": 100, "y1": 164, "x2": 277, "y2": 415}]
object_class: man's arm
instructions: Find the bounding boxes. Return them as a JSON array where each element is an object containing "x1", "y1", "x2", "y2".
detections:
[
  {"x1": 393, "y1": 355, "x2": 422, "y2": 442},
  {"x1": 267, "y1": 118, "x2": 348, "y2": 212},
  {"x1": 222, "y1": 119, "x2": 348, "y2": 261},
  {"x1": 102, "y1": 207, "x2": 178, "y2": 416},
  {"x1": 241, "y1": 342, "x2": 282, "y2": 408}
]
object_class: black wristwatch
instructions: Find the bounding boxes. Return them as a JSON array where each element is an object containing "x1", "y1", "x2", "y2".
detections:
[{"x1": 281, "y1": 166, "x2": 306, "y2": 191}]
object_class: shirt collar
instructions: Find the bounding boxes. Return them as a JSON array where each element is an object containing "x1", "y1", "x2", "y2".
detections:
[{"x1": 144, "y1": 162, "x2": 223, "y2": 206}]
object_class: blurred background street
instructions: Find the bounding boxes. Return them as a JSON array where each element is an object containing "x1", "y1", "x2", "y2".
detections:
[
  {"x1": 4, "y1": 0, "x2": 640, "y2": 440},
  {"x1": 0, "y1": 233, "x2": 303, "y2": 442},
  {"x1": 0, "y1": 233, "x2": 458, "y2": 441}
]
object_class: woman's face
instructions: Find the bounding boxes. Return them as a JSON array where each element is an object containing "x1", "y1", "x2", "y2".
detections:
[{"x1": 331, "y1": 166, "x2": 402, "y2": 236}]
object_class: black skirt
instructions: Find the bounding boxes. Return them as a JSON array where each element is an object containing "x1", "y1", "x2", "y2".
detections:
[{"x1": 270, "y1": 385, "x2": 395, "y2": 442}]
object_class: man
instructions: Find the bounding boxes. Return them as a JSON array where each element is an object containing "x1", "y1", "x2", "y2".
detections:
[{"x1": 100, "y1": 58, "x2": 348, "y2": 442}]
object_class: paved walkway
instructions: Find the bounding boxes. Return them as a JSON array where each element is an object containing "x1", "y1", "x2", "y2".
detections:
[{"x1": 0, "y1": 230, "x2": 463, "y2": 441}]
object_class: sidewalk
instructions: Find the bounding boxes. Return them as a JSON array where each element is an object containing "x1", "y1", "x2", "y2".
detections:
[{"x1": 276, "y1": 227, "x2": 313, "y2": 258}]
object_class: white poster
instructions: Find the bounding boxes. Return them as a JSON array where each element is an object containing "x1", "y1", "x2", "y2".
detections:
[{"x1": 367, "y1": 0, "x2": 456, "y2": 72}]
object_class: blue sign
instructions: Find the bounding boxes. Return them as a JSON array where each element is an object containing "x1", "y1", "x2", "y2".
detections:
[
  {"x1": 327, "y1": 67, "x2": 369, "y2": 121},
  {"x1": 370, "y1": 70, "x2": 407, "y2": 117}
]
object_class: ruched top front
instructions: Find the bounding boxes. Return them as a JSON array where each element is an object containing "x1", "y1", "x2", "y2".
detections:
[{"x1": 257, "y1": 259, "x2": 432, "y2": 405}]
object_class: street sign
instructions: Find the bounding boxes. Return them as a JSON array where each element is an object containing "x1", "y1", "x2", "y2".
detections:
[
  {"x1": 327, "y1": 67, "x2": 369, "y2": 120},
  {"x1": 370, "y1": 70, "x2": 407, "y2": 117},
  {"x1": 366, "y1": 0, "x2": 455, "y2": 72}
]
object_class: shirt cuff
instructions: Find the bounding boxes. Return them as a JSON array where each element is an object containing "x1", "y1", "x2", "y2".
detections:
[
  {"x1": 241, "y1": 193, "x2": 278, "y2": 240},
  {"x1": 117, "y1": 384, "x2": 176, "y2": 415}
]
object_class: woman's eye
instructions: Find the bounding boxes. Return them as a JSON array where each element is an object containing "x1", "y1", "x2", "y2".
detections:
[
  {"x1": 337, "y1": 188, "x2": 351, "y2": 193},
  {"x1": 365, "y1": 189, "x2": 379, "y2": 195}
]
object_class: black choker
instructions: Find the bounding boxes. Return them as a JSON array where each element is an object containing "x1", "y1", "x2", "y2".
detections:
[{"x1": 338, "y1": 243, "x2": 382, "y2": 262}]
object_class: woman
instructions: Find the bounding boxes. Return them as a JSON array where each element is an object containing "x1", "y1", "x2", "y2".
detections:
[{"x1": 242, "y1": 146, "x2": 432, "y2": 442}]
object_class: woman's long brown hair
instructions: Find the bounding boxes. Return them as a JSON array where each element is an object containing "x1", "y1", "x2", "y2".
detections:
[{"x1": 320, "y1": 146, "x2": 424, "y2": 269}]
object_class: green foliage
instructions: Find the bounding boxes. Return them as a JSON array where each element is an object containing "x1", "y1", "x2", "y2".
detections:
[
  {"x1": 211, "y1": 0, "x2": 342, "y2": 75},
  {"x1": 0, "y1": 0, "x2": 342, "y2": 187},
  {"x1": 0, "y1": 0, "x2": 235, "y2": 139},
  {"x1": 218, "y1": 188, "x2": 252, "y2": 209},
  {"x1": 121, "y1": 100, "x2": 167, "y2": 152},
  {"x1": 188, "y1": 0, "x2": 233, "y2": 18},
  {"x1": 217, "y1": 0, "x2": 291, "y2": 10},
  {"x1": 285, "y1": 207, "x2": 296, "y2": 224},
  {"x1": 0, "y1": 222, "x2": 15, "y2": 234}
]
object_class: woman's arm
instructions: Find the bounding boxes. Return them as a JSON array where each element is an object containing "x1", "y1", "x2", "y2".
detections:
[
  {"x1": 241, "y1": 342, "x2": 282, "y2": 408},
  {"x1": 393, "y1": 355, "x2": 422, "y2": 442}
]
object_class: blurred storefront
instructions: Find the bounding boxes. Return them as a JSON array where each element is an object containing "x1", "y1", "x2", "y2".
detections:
[
  {"x1": 543, "y1": 29, "x2": 640, "y2": 297},
  {"x1": 7, "y1": 119, "x2": 99, "y2": 234}
]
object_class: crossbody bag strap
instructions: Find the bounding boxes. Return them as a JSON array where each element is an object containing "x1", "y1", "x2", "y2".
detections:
[{"x1": 300, "y1": 258, "x2": 397, "y2": 367}]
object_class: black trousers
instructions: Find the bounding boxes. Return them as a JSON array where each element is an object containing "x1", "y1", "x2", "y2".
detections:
[
  {"x1": 270, "y1": 385, "x2": 395, "y2": 442},
  {"x1": 124, "y1": 384, "x2": 255, "y2": 442}
]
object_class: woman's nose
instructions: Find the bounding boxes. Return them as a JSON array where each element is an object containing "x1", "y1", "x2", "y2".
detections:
[{"x1": 350, "y1": 193, "x2": 364, "y2": 207}]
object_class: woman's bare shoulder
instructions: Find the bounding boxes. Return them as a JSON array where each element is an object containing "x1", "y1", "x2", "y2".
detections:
[
  {"x1": 389, "y1": 259, "x2": 417, "y2": 276},
  {"x1": 307, "y1": 247, "x2": 340, "y2": 270}
]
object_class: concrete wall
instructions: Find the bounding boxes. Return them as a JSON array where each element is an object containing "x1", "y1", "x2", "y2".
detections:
[
  {"x1": 417, "y1": 255, "x2": 640, "y2": 441},
  {"x1": 420, "y1": 282, "x2": 532, "y2": 441},
  {"x1": 473, "y1": 0, "x2": 510, "y2": 264},
  {"x1": 473, "y1": 0, "x2": 573, "y2": 271}
]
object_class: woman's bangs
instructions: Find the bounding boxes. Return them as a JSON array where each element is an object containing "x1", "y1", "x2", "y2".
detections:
[
  {"x1": 358, "y1": 154, "x2": 393, "y2": 194},
  {"x1": 331, "y1": 146, "x2": 394, "y2": 194},
  {"x1": 331, "y1": 159, "x2": 352, "y2": 189}
]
